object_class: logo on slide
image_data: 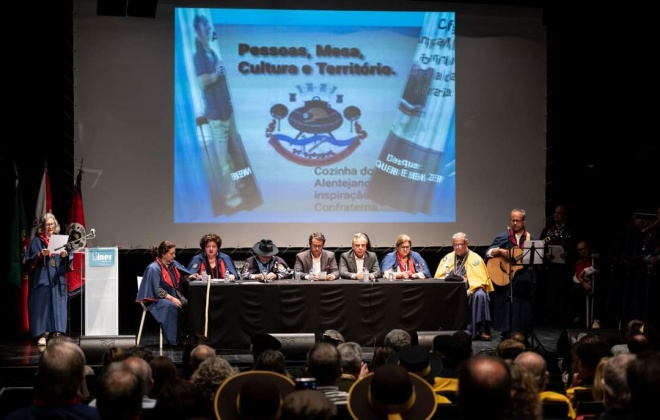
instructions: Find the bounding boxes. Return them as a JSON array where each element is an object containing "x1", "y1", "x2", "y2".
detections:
[{"x1": 266, "y1": 85, "x2": 367, "y2": 166}]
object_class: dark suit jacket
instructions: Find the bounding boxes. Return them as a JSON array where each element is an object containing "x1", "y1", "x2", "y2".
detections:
[
  {"x1": 339, "y1": 250, "x2": 381, "y2": 279},
  {"x1": 294, "y1": 249, "x2": 339, "y2": 280}
]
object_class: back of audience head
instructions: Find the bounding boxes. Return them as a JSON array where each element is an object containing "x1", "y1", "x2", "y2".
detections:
[
  {"x1": 191, "y1": 356, "x2": 238, "y2": 403},
  {"x1": 125, "y1": 345, "x2": 154, "y2": 363},
  {"x1": 182, "y1": 334, "x2": 210, "y2": 377},
  {"x1": 306, "y1": 342, "x2": 342, "y2": 386},
  {"x1": 189, "y1": 343, "x2": 216, "y2": 375},
  {"x1": 337, "y1": 342, "x2": 362, "y2": 378},
  {"x1": 251, "y1": 332, "x2": 282, "y2": 362},
  {"x1": 321, "y1": 329, "x2": 345, "y2": 347},
  {"x1": 433, "y1": 334, "x2": 469, "y2": 371},
  {"x1": 370, "y1": 345, "x2": 395, "y2": 372},
  {"x1": 626, "y1": 350, "x2": 660, "y2": 419},
  {"x1": 149, "y1": 355, "x2": 178, "y2": 399},
  {"x1": 514, "y1": 350, "x2": 548, "y2": 391},
  {"x1": 36, "y1": 339, "x2": 90, "y2": 402},
  {"x1": 95, "y1": 367, "x2": 142, "y2": 420},
  {"x1": 506, "y1": 360, "x2": 541, "y2": 420},
  {"x1": 452, "y1": 330, "x2": 473, "y2": 357},
  {"x1": 152, "y1": 376, "x2": 207, "y2": 419},
  {"x1": 123, "y1": 356, "x2": 154, "y2": 397},
  {"x1": 628, "y1": 333, "x2": 650, "y2": 354},
  {"x1": 601, "y1": 353, "x2": 635, "y2": 411},
  {"x1": 458, "y1": 355, "x2": 511, "y2": 419},
  {"x1": 384, "y1": 329, "x2": 411, "y2": 351},
  {"x1": 254, "y1": 349, "x2": 288, "y2": 375},
  {"x1": 496, "y1": 338, "x2": 526, "y2": 360},
  {"x1": 101, "y1": 346, "x2": 126, "y2": 372},
  {"x1": 281, "y1": 390, "x2": 337, "y2": 420}
]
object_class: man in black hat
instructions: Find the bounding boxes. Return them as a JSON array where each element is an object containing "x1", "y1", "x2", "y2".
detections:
[{"x1": 241, "y1": 239, "x2": 291, "y2": 281}]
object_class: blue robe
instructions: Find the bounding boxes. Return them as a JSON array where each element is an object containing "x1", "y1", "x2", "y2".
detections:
[
  {"x1": 380, "y1": 250, "x2": 432, "y2": 278},
  {"x1": 136, "y1": 260, "x2": 187, "y2": 345},
  {"x1": 25, "y1": 236, "x2": 72, "y2": 338},
  {"x1": 187, "y1": 252, "x2": 238, "y2": 279}
]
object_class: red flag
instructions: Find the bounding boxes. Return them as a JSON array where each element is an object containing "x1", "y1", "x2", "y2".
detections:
[
  {"x1": 9, "y1": 167, "x2": 30, "y2": 335},
  {"x1": 31, "y1": 167, "x2": 52, "y2": 239},
  {"x1": 66, "y1": 168, "x2": 86, "y2": 296}
]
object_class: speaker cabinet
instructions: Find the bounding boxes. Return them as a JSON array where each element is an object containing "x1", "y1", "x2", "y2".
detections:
[
  {"x1": 79, "y1": 335, "x2": 136, "y2": 365},
  {"x1": 270, "y1": 333, "x2": 316, "y2": 359},
  {"x1": 416, "y1": 330, "x2": 468, "y2": 350}
]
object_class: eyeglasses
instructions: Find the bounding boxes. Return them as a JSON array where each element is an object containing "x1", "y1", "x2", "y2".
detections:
[
  {"x1": 45, "y1": 223, "x2": 55, "y2": 227},
  {"x1": 452, "y1": 243, "x2": 467, "y2": 248},
  {"x1": 398, "y1": 245, "x2": 411, "y2": 250}
]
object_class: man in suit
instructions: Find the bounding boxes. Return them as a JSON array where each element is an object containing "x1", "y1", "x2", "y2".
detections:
[
  {"x1": 339, "y1": 233, "x2": 381, "y2": 280},
  {"x1": 294, "y1": 232, "x2": 339, "y2": 281}
]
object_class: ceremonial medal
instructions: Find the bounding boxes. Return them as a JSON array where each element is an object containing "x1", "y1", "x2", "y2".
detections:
[{"x1": 50, "y1": 258, "x2": 57, "y2": 267}]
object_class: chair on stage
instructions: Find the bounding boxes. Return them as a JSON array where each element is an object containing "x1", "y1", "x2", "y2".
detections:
[{"x1": 136, "y1": 276, "x2": 163, "y2": 353}]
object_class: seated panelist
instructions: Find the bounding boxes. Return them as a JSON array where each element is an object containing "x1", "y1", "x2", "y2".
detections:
[
  {"x1": 380, "y1": 234, "x2": 432, "y2": 279},
  {"x1": 435, "y1": 232, "x2": 494, "y2": 341},
  {"x1": 241, "y1": 239, "x2": 291, "y2": 281},
  {"x1": 294, "y1": 232, "x2": 339, "y2": 281},
  {"x1": 339, "y1": 233, "x2": 381, "y2": 280},
  {"x1": 187, "y1": 233, "x2": 238, "y2": 281}
]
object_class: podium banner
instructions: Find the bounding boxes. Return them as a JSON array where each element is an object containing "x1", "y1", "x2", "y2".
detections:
[{"x1": 84, "y1": 247, "x2": 119, "y2": 335}]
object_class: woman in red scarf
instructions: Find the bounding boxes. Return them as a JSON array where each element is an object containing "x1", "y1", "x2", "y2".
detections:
[{"x1": 136, "y1": 240, "x2": 189, "y2": 346}]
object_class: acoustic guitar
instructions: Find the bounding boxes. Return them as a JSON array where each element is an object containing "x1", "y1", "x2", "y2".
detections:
[{"x1": 487, "y1": 246, "x2": 523, "y2": 286}]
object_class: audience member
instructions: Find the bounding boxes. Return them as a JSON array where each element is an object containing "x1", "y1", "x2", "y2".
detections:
[
  {"x1": 6, "y1": 340, "x2": 99, "y2": 419},
  {"x1": 389, "y1": 345, "x2": 444, "y2": 385},
  {"x1": 486, "y1": 208, "x2": 538, "y2": 338},
  {"x1": 339, "y1": 233, "x2": 381, "y2": 280},
  {"x1": 251, "y1": 332, "x2": 282, "y2": 367},
  {"x1": 136, "y1": 240, "x2": 190, "y2": 346},
  {"x1": 215, "y1": 371, "x2": 295, "y2": 419},
  {"x1": 125, "y1": 345, "x2": 154, "y2": 364},
  {"x1": 347, "y1": 364, "x2": 437, "y2": 419},
  {"x1": 181, "y1": 334, "x2": 210, "y2": 378},
  {"x1": 383, "y1": 329, "x2": 411, "y2": 351},
  {"x1": 89, "y1": 356, "x2": 156, "y2": 411},
  {"x1": 432, "y1": 334, "x2": 469, "y2": 376},
  {"x1": 149, "y1": 355, "x2": 178, "y2": 399},
  {"x1": 626, "y1": 350, "x2": 660, "y2": 420},
  {"x1": 599, "y1": 353, "x2": 635, "y2": 419},
  {"x1": 337, "y1": 342, "x2": 365, "y2": 391},
  {"x1": 294, "y1": 232, "x2": 339, "y2": 281},
  {"x1": 306, "y1": 342, "x2": 347, "y2": 405},
  {"x1": 94, "y1": 367, "x2": 142, "y2": 420},
  {"x1": 101, "y1": 346, "x2": 126, "y2": 373},
  {"x1": 187, "y1": 233, "x2": 238, "y2": 281},
  {"x1": 435, "y1": 232, "x2": 494, "y2": 340},
  {"x1": 281, "y1": 390, "x2": 337, "y2": 420},
  {"x1": 24, "y1": 212, "x2": 73, "y2": 345},
  {"x1": 457, "y1": 355, "x2": 512, "y2": 419},
  {"x1": 241, "y1": 239, "x2": 291, "y2": 281},
  {"x1": 254, "y1": 349, "x2": 288, "y2": 375},
  {"x1": 611, "y1": 319, "x2": 644, "y2": 355},
  {"x1": 380, "y1": 234, "x2": 432, "y2": 279},
  {"x1": 189, "y1": 344, "x2": 216, "y2": 376},
  {"x1": 496, "y1": 338, "x2": 527, "y2": 360},
  {"x1": 507, "y1": 360, "x2": 542, "y2": 420},
  {"x1": 151, "y1": 377, "x2": 207, "y2": 420},
  {"x1": 190, "y1": 355, "x2": 238, "y2": 415},
  {"x1": 515, "y1": 350, "x2": 576, "y2": 419},
  {"x1": 321, "y1": 329, "x2": 345, "y2": 346},
  {"x1": 369, "y1": 345, "x2": 395, "y2": 372}
]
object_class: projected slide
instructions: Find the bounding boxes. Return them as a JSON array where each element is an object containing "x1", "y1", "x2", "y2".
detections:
[{"x1": 174, "y1": 8, "x2": 455, "y2": 224}]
